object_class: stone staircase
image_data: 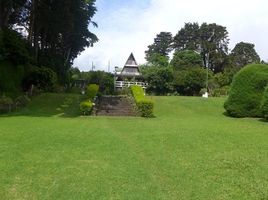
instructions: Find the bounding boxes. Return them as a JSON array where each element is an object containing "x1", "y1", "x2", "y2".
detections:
[{"x1": 96, "y1": 96, "x2": 137, "y2": 116}]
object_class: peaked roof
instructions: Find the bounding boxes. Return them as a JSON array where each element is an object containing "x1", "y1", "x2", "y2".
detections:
[{"x1": 124, "y1": 53, "x2": 138, "y2": 67}]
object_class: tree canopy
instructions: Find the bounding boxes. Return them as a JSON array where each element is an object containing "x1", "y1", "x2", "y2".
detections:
[
  {"x1": 173, "y1": 22, "x2": 229, "y2": 72},
  {"x1": 0, "y1": 0, "x2": 98, "y2": 88},
  {"x1": 230, "y1": 42, "x2": 260, "y2": 69},
  {"x1": 145, "y1": 32, "x2": 173, "y2": 64}
]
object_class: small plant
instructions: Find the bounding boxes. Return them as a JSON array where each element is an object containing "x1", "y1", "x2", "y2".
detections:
[
  {"x1": 87, "y1": 84, "x2": 99, "y2": 100},
  {"x1": 80, "y1": 100, "x2": 93, "y2": 115}
]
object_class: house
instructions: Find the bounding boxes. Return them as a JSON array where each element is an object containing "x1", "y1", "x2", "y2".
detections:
[{"x1": 115, "y1": 53, "x2": 147, "y2": 89}]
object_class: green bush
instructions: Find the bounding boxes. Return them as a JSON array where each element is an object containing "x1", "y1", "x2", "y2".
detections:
[
  {"x1": 130, "y1": 85, "x2": 154, "y2": 117},
  {"x1": 173, "y1": 67, "x2": 211, "y2": 96},
  {"x1": 87, "y1": 84, "x2": 99, "y2": 100},
  {"x1": 23, "y1": 66, "x2": 57, "y2": 92},
  {"x1": 211, "y1": 86, "x2": 230, "y2": 97},
  {"x1": 80, "y1": 100, "x2": 93, "y2": 115},
  {"x1": 261, "y1": 86, "x2": 268, "y2": 120},
  {"x1": 224, "y1": 64, "x2": 268, "y2": 117}
]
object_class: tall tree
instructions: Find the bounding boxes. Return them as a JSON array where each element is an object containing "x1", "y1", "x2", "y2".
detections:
[
  {"x1": 173, "y1": 22, "x2": 200, "y2": 51},
  {"x1": 199, "y1": 23, "x2": 229, "y2": 72},
  {"x1": 0, "y1": 0, "x2": 26, "y2": 30},
  {"x1": 145, "y1": 31, "x2": 173, "y2": 64},
  {"x1": 173, "y1": 22, "x2": 229, "y2": 72},
  {"x1": 26, "y1": 0, "x2": 98, "y2": 82},
  {"x1": 230, "y1": 42, "x2": 260, "y2": 68}
]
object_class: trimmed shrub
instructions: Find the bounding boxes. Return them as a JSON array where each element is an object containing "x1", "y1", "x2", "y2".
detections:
[
  {"x1": 130, "y1": 85, "x2": 154, "y2": 117},
  {"x1": 261, "y1": 86, "x2": 268, "y2": 120},
  {"x1": 80, "y1": 100, "x2": 93, "y2": 115},
  {"x1": 224, "y1": 64, "x2": 268, "y2": 117},
  {"x1": 87, "y1": 84, "x2": 99, "y2": 100}
]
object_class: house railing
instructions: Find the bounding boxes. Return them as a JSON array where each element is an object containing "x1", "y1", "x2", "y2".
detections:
[{"x1": 115, "y1": 81, "x2": 148, "y2": 89}]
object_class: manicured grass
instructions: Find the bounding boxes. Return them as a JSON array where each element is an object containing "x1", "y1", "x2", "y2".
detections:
[{"x1": 0, "y1": 93, "x2": 267, "y2": 199}]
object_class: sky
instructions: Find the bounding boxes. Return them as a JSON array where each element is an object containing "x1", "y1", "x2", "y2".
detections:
[{"x1": 73, "y1": 0, "x2": 268, "y2": 72}]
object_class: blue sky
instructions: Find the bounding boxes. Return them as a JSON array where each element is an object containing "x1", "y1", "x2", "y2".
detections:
[{"x1": 74, "y1": 0, "x2": 268, "y2": 71}]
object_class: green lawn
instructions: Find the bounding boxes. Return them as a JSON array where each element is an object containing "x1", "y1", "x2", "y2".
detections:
[{"x1": 0, "y1": 93, "x2": 267, "y2": 199}]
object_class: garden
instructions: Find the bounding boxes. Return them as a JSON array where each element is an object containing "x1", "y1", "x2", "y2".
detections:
[{"x1": 0, "y1": 90, "x2": 268, "y2": 199}]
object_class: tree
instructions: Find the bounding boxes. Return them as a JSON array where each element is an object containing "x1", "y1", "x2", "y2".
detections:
[
  {"x1": 173, "y1": 22, "x2": 229, "y2": 72},
  {"x1": 173, "y1": 22, "x2": 200, "y2": 51},
  {"x1": 173, "y1": 67, "x2": 210, "y2": 96},
  {"x1": 170, "y1": 50, "x2": 202, "y2": 70},
  {"x1": 145, "y1": 53, "x2": 169, "y2": 67},
  {"x1": 0, "y1": 0, "x2": 27, "y2": 30},
  {"x1": 142, "y1": 66, "x2": 173, "y2": 95},
  {"x1": 145, "y1": 32, "x2": 173, "y2": 64},
  {"x1": 230, "y1": 42, "x2": 260, "y2": 69}
]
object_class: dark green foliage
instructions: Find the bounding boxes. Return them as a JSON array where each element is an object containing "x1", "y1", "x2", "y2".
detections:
[
  {"x1": 130, "y1": 85, "x2": 154, "y2": 117},
  {"x1": 173, "y1": 22, "x2": 200, "y2": 51},
  {"x1": 142, "y1": 66, "x2": 173, "y2": 95},
  {"x1": 213, "y1": 68, "x2": 238, "y2": 88},
  {"x1": 0, "y1": 29, "x2": 31, "y2": 64},
  {"x1": 171, "y1": 50, "x2": 203, "y2": 70},
  {"x1": 261, "y1": 86, "x2": 268, "y2": 120},
  {"x1": 0, "y1": 95, "x2": 13, "y2": 113},
  {"x1": 80, "y1": 100, "x2": 93, "y2": 115},
  {"x1": 145, "y1": 53, "x2": 169, "y2": 67},
  {"x1": 230, "y1": 42, "x2": 260, "y2": 69},
  {"x1": 173, "y1": 22, "x2": 229, "y2": 72},
  {"x1": 87, "y1": 84, "x2": 99, "y2": 100},
  {"x1": 173, "y1": 67, "x2": 209, "y2": 96},
  {"x1": 224, "y1": 64, "x2": 268, "y2": 117},
  {"x1": 1, "y1": 0, "x2": 98, "y2": 86},
  {"x1": 145, "y1": 32, "x2": 173, "y2": 63},
  {"x1": 0, "y1": 0, "x2": 27, "y2": 29},
  {"x1": 0, "y1": 61, "x2": 30, "y2": 95},
  {"x1": 23, "y1": 67, "x2": 57, "y2": 92}
]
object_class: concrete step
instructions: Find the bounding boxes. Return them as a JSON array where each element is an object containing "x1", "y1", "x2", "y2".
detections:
[{"x1": 96, "y1": 96, "x2": 137, "y2": 116}]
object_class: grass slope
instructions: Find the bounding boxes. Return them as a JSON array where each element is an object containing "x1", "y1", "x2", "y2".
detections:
[{"x1": 0, "y1": 94, "x2": 267, "y2": 199}]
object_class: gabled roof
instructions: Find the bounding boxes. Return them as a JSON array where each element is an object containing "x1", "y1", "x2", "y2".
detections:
[{"x1": 124, "y1": 53, "x2": 138, "y2": 67}]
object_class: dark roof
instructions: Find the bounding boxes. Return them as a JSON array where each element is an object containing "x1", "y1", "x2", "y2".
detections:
[{"x1": 124, "y1": 53, "x2": 138, "y2": 67}]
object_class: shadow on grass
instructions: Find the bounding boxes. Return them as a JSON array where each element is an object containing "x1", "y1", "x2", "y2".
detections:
[{"x1": 0, "y1": 93, "x2": 83, "y2": 118}]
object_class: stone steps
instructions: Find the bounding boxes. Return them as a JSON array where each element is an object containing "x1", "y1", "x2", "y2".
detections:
[{"x1": 96, "y1": 96, "x2": 137, "y2": 116}]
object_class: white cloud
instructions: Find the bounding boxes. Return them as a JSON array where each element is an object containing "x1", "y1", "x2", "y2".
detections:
[{"x1": 73, "y1": 0, "x2": 268, "y2": 71}]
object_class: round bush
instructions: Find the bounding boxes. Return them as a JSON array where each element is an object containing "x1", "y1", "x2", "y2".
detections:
[
  {"x1": 80, "y1": 100, "x2": 93, "y2": 115},
  {"x1": 224, "y1": 64, "x2": 268, "y2": 117},
  {"x1": 87, "y1": 84, "x2": 99, "y2": 100},
  {"x1": 261, "y1": 86, "x2": 268, "y2": 120}
]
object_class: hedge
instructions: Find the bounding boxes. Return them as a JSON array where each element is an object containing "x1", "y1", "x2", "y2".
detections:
[
  {"x1": 130, "y1": 85, "x2": 154, "y2": 117},
  {"x1": 261, "y1": 86, "x2": 268, "y2": 120},
  {"x1": 224, "y1": 64, "x2": 268, "y2": 117}
]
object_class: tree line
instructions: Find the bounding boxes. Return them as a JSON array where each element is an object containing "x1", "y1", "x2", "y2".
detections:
[
  {"x1": 142, "y1": 22, "x2": 263, "y2": 96},
  {"x1": 0, "y1": 0, "x2": 98, "y2": 95}
]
